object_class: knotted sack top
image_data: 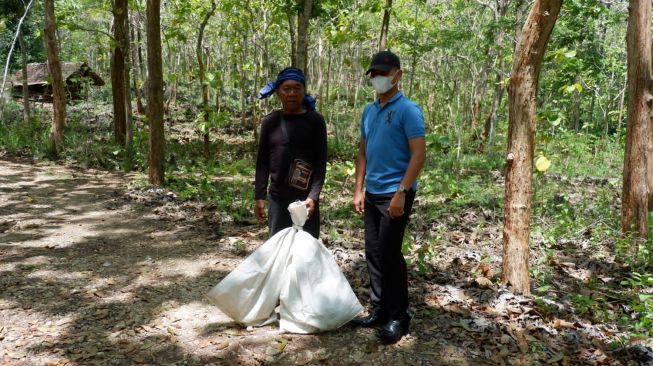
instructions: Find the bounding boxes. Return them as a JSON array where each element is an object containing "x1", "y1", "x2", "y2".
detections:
[{"x1": 288, "y1": 201, "x2": 308, "y2": 230}]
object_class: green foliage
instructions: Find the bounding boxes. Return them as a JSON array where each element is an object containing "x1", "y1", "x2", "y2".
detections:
[
  {"x1": 0, "y1": 102, "x2": 50, "y2": 156},
  {"x1": 0, "y1": 0, "x2": 44, "y2": 73},
  {"x1": 621, "y1": 273, "x2": 653, "y2": 338}
]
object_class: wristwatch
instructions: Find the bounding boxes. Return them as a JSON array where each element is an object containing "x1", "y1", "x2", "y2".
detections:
[{"x1": 397, "y1": 184, "x2": 408, "y2": 194}]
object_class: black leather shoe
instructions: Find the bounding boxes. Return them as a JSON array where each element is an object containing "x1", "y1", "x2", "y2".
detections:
[
  {"x1": 350, "y1": 309, "x2": 387, "y2": 327},
  {"x1": 376, "y1": 318, "x2": 410, "y2": 343}
]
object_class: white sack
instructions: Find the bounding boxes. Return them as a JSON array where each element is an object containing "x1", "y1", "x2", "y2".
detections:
[{"x1": 207, "y1": 201, "x2": 363, "y2": 333}]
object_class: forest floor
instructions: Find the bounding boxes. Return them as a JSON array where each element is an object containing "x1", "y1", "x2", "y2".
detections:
[{"x1": 0, "y1": 154, "x2": 651, "y2": 366}]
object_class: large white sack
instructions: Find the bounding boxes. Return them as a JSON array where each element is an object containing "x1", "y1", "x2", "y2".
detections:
[{"x1": 206, "y1": 201, "x2": 363, "y2": 333}]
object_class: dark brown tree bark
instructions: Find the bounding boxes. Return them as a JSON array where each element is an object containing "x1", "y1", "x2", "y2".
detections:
[
  {"x1": 130, "y1": 19, "x2": 145, "y2": 115},
  {"x1": 18, "y1": 28, "x2": 30, "y2": 124},
  {"x1": 622, "y1": 0, "x2": 651, "y2": 240},
  {"x1": 136, "y1": 11, "x2": 146, "y2": 114},
  {"x1": 503, "y1": 0, "x2": 562, "y2": 295},
  {"x1": 296, "y1": 0, "x2": 313, "y2": 74},
  {"x1": 123, "y1": 5, "x2": 134, "y2": 171},
  {"x1": 379, "y1": 0, "x2": 392, "y2": 51},
  {"x1": 44, "y1": 0, "x2": 66, "y2": 156},
  {"x1": 197, "y1": 0, "x2": 217, "y2": 160},
  {"x1": 146, "y1": 0, "x2": 165, "y2": 186},
  {"x1": 288, "y1": 15, "x2": 297, "y2": 66},
  {"x1": 111, "y1": 0, "x2": 128, "y2": 146}
]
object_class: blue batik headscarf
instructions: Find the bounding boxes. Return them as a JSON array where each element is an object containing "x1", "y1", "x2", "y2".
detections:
[{"x1": 258, "y1": 67, "x2": 317, "y2": 111}]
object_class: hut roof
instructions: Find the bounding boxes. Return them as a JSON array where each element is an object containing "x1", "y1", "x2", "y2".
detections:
[{"x1": 12, "y1": 62, "x2": 104, "y2": 86}]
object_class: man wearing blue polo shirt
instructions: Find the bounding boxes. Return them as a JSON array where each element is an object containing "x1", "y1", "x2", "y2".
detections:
[{"x1": 351, "y1": 51, "x2": 426, "y2": 343}]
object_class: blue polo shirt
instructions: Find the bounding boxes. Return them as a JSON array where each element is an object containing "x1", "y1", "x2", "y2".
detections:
[{"x1": 360, "y1": 91, "x2": 425, "y2": 194}]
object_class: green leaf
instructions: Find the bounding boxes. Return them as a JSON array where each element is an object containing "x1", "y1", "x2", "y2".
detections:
[
  {"x1": 537, "y1": 285, "x2": 551, "y2": 294},
  {"x1": 639, "y1": 294, "x2": 653, "y2": 302},
  {"x1": 564, "y1": 50, "x2": 577, "y2": 58}
]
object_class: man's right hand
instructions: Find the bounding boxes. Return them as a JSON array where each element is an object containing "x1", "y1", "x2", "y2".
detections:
[
  {"x1": 353, "y1": 191, "x2": 365, "y2": 215},
  {"x1": 255, "y1": 199, "x2": 266, "y2": 221}
]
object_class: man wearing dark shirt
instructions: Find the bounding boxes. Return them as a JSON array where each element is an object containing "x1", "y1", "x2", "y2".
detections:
[{"x1": 255, "y1": 67, "x2": 327, "y2": 238}]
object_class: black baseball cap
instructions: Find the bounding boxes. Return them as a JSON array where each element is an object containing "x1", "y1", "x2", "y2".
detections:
[{"x1": 365, "y1": 51, "x2": 401, "y2": 74}]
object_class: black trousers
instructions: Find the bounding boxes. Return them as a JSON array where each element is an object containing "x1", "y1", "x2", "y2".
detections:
[
  {"x1": 364, "y1": 190, "x2": 416, "y2": 320},
  {"x1": 268, "y1": 195, "x2": 320, "y2": 238}
]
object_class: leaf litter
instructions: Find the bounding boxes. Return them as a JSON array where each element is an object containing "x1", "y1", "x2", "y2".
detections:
[{"x1": 0, "y1": 157, "x2": 651, "y2": 365}]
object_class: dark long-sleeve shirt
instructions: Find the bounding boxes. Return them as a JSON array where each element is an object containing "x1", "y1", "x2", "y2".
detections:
[{"x1": 255, "y1": 110, "x2": 327, "y2": 201}]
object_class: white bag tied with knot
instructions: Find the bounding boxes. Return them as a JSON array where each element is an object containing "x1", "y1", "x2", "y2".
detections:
[{"x1": 206, "y1": 201, "x2": 363, "y2": 333}]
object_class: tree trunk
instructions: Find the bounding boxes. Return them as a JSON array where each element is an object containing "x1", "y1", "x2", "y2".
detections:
[
  {"x1": 407, "y1": 0, "x2": 420, "y2": 97},
  {"x1": 130, "y1": 17, "x2": 145, "y2": 115},
  {"x1": 379, "y1": 0, "x2": 392, "y2": 51},
  {"x1": 616, "y1": 73, "x2": 627, "y2": 133},
  {"x1": 197, "y1": 0, "x2": 217, "y2": 160},
  {"x1": 124, "y1": 5, "x2": 134, "y2": 171},
  {"x1": 296, "y1": 0, "x2": 313, "y2": 74},
  {"x1": 324, "y1": 45, "x2": 332, "y2": 114},
  {"x1": 146, "y1": 0, "x2": 165, "y2": 186},
  {"x1": 111, "y1": 0, "x2": 128, "y2": 146},
  {"x1": 19, "y1": 28, "x2": 30, "y2": 124},
  {"x1": 167, "y1": 52, "x2": 179, "y2": 108},
  {"x1": 317, "y1": 36, "x2": 324, "y2": 101},
  {"x1": 650, "y1": 42, "x2": 653, "y2": 212},
  {"x1": 136, "y1": 10, "x2": 147, "y2": 113},
  {"x1": 44, "y1": 0, "x2": 66, "y2": 156},
  {"x1": 622, "y1": 0, "x2": 651, "y2": 241},
  {"x1": 239, "y1": 36, "x2": 248, "y2": 127},
  {"x1": 288, "y1": 15, "x2": 297, "y2": 67},
  {"x1": 475, "y1": 0, "x2": 510, "y2": 139},
  {"x1": 514, "y1": 0, "x2": 529, "y2": 42},
  {"x1": 481, "y1": 59, "x2": 505, "y2": 149},
  {"x1": 502, "y1": 0, "x2": 562, "y2": 295}
]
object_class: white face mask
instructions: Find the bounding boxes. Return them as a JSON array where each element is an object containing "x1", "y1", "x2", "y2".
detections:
[{"x1": 370, "y1": 72, "x2": 397, "y2": 94}]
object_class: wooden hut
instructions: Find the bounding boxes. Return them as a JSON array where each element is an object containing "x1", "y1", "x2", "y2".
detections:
[{"x1": 11, "y1": 62, "x2": 104, "y2": 102}]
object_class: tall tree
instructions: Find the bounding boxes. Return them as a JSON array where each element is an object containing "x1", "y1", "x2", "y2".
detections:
[
  {"x1": 18, "y1": 28, "x2": 29, "y2": 124},
  {"x1": 197, "y1": 0, "x2": 217, "y2": 160},
  {"x1": 0, "y1": 0, "x2": 34, "y2": 118},
  {"x1": 111, "y1": 0, "x2": 128, "y2": 146},
  {"x1": 295, "y1": 0, "x2": 313, "y2": 74},
  {"x1": 147, "y1": 0, "x2": 165, "y2": 185},
  {"x1": 123, "y1": 3, "x2": 134, "y2": 171},
  {"x1": 132, "y1": 11, "x2": 146, "y2": 114},
  {"x1": 472, "y1": 0, "x2": 510, "y2": 137},
  {"x1": 44, "y1": 0, "x2": 66, "y2": 156},
  {"x1": 622, "y1": 0, "x2": 651, "y2": 241},
  {"x1": 502, "y1": 0, "x2": 562, "y2": 295},
  {"x1": 288, "y1": 14, "x2": 297, "y2": 66},
  {"x1": 378, "y1": 0, "x2": 392, "y2": 51}
]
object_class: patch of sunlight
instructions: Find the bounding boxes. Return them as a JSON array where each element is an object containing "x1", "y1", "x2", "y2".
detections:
[
  {"x1": 154, "y1": 258, "x2": 224, "y2": 278},
  {"x1": 0, "y1": 298, "x2": 20, "y2": 310},
  {"x1": 26, "y1": 269, "x2": 88, "y2": 281},
  {"x1": 42, "y1": 171, "x2": 74, "y2": 179},
  {"x1": 17, "y1": 255, "x2": 51, "y2": 266},
  {"x1": 391, "y1": 332, "x2": 418, "y2": 350},
  {"x1": 140, "y1": 301, "x2": 234, "y2": 355}
]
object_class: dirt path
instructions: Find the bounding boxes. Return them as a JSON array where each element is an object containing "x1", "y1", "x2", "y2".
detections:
[{"x1": 0, "y1": 158, "x2": 640, "y2": 365}]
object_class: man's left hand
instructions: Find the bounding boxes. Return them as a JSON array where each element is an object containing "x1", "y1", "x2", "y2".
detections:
[
  {"x1": 388, "y1": 193, "x2": 405, "y2": 219},
  {"x1": 305, "y1": 198, "x2": 316, "y2": 218}
]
